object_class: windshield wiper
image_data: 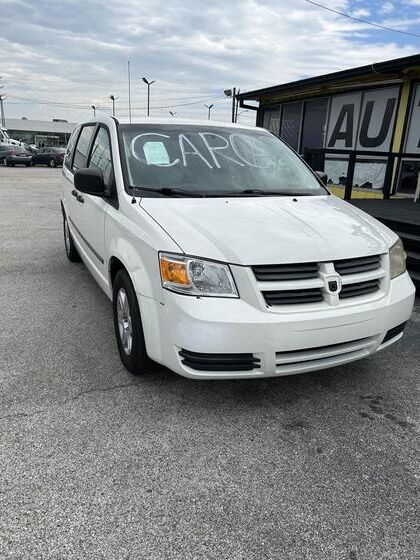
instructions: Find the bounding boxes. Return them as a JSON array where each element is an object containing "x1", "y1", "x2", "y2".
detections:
[
  {"x1": 240, "y1": 189, "x2": 316, "y2": 196},
  {"x1": 130, "y1": 186, "x2": 206, "y2": 198}
]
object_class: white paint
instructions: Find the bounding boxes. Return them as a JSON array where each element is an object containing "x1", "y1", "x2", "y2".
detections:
[
  {"x1": 178, "y1": 133, "x2": 213, "y2": 169},
  {"x1": 198, "y1": 132, "x2": 245, "y2": 168}
]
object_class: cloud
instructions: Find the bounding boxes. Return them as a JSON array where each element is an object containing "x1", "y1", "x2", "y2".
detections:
[
  {"x1": 380, "y1": 2, "x2": 394, "y2": 14},
  {"x1": 0, "y1": 0, "x2": 417, "y2": 124}
]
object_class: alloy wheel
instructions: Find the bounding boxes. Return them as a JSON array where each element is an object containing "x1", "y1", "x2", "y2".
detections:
[{"x1": 117, "y1": 288, "x2": 133, "y2": 356}]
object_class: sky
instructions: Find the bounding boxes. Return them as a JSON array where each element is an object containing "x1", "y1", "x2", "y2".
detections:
[{"x1": 0, "y1": 0, "x2": 419, "y2": 126}]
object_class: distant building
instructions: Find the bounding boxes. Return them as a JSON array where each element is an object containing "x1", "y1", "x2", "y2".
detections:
[
  {"x1": 238, "y1": 54, "x2": 420, "y2": 199},
  {"x1": 4, "y1": 118, "x2": 76, "y2": 147}
]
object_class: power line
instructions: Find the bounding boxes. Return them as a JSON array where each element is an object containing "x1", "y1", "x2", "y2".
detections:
[
  {"x1": 301, "y1": 0, "x2": 420, "y2": 39},
  {"x1": 5, "y1": 94, "x2": 225, "y2": 111}
]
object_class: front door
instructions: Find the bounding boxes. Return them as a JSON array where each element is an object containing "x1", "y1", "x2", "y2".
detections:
[{"x1": 66, "y1": 124, "x2": 107, "y2": 280}]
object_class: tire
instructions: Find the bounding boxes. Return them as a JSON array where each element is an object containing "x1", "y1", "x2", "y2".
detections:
[
  {"x1": 113, "y1": 269, "x2": 149, "y2": 375},
  {"x1": 63, "y1": 213, "x2": 80, "y2": 262},
  {"x1": 3, "y1": 158, "x2": 9, "y2": 167},
  {"x1": 49, "y1": 158, "x2": 56, "y2": 168}
]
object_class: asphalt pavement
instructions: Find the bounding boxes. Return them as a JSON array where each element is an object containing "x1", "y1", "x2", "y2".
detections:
[{"x1": 0, "y1": 167, "x2": 419, "y2": 559}]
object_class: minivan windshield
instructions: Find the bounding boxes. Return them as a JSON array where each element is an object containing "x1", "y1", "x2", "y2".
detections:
[{"x1": 119, "y1": 124, "x2": 327, "y2": 197}]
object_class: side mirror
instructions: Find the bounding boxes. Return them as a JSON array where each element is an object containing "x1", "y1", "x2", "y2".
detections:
[
  {"x1": 74, "y1": 168, "x2": 105, "y2": 196},
  {"x1": 315, "y1": 171, "x2": 328, "y2": 185}
]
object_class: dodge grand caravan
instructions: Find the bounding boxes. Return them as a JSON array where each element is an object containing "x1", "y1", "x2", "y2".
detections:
[{"x1": 61, "y1": 117, "x2": 415, "y2": 379}]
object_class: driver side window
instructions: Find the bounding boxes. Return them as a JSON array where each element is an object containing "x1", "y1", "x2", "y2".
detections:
[{"x1": 88, "y1": 126, "x2": 114, "y2": 194}]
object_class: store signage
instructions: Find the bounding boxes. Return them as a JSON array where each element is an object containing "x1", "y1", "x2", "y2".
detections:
[
  {"x1": 405, "y1": 83, "x2": 420, "y2": 154},
  {"x1": 326, "y1": 87, "x2": 399, "y2": 152}
]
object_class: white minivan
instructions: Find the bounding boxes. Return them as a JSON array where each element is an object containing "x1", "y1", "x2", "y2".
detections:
[{"x1": 61, "y1": 117, "x2": 415, "y2": 379}]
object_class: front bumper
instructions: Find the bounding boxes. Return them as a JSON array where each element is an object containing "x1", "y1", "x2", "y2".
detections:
[{"x1": 139, "y1": 272, "x2": 415, "y2": 379}]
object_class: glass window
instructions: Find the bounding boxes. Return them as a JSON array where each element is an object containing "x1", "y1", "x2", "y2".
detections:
[
  {"x1": 72, "y1": 125, "x2": 95, "y2": 171},
  {"x1": 119, "y1": 124, "x2": 327, "y2": 196},
  {"x1": 280, "y1": 102, "x2": 303, "y2": 151},
  {"x1": 64, "y1": 125, "x2": 80, "y2": 170},
  {"x1": 301, "y1": 98, "x2": 329, "y2": 152},
  {"x1": 262, "y1": 107, "x2": 281, "y2": 136},
  {"x1": 88, "y1": 127, "x2": 113, "y2": 188}
]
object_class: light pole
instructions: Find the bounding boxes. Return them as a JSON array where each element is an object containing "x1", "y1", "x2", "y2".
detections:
[
  {"x1": 169, "y1": 111, "x2": 177, "y2": 117},
  {"x1": 204, "y1": 104, "x2": 214, "y2": 120},
  {"x1": 109, "y1": 95, "x2": 118, "y2": 116},
  {"x1": 91, "y1": 105, "x2": 96, "y2": 117},
  {"x1": 142, "y1": 77, "x2": 155, "y2": 116},
  {"x1": 0, "y1": 77, "x2": 5, "y2": 128}
]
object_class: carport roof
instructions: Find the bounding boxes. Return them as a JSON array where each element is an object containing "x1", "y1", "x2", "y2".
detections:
[
  {"x1": 5, "y1": 118, "x2": 76, "y2": 134},
  {"x1": 238, "y1": 53, "x2": 420, "y2": 105}
]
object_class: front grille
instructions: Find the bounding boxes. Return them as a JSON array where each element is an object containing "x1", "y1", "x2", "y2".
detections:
[
  {"x1": 334, "y1": 255, "x2": 381, "y2": 275},
  {"x1": 339, "y1": 279, "x2": 380, "y2": 299},
  {"x1": 263, "y1": 288, "x2": 324, "y2": 306},
  {"x1": 252, "y1": 262, "x2": 319, "y2": 281},
  {"x1": 179, "y1": 349, "x2": 260, "y2": 371}
]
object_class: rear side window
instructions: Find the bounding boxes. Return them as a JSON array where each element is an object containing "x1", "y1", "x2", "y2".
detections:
[
  {"x1": 88, "y1": 127, "x2": 114, "y2": 190},
  {"x1": 64, "y1": 126, "x2": 80, "y2": 170},
  {"x1": 73, "y1": 125, "x2": 95, "y2": 171}
]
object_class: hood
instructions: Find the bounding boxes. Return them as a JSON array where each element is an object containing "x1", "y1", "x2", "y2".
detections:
[{"x1": 140, "y1": 195, "x2": 396, "y2": 265}]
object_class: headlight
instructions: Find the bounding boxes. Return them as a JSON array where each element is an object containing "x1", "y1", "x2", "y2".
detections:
[
  {"x1": 389, "y1": 238, "x2": 407, "y2": 279},
  {"x1": 159, "y1": 253, "x2": 238, "y2": 297}
]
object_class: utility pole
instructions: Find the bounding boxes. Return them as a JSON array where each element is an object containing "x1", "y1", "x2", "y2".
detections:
[
  {"x1": 204, "y1": 104, "x2": 214, "y2": 120},
  {"x1": 0, "y1": 96, "x2": 5, "y2": 128},
  {"x1": 224, "y1": 87, "x2": 237, "y2": 123},
  {"x1": 142, "y1": 77, "x2": 155, "y2": 116},
  {"x1": 127, "y1": 61, "x2": 132, "y2": 123},
  {"x1": 109, "y1": 95, "x2": 118, "y2": 116},
  {"x1": 0, "y1": 77, "x2": 5, "y2": 128},
  {"x1": 235, "y1": 89, "x2": 240, "y2": 123},
  {"x1": 91, "y1": 105, "x2": 96, "y2": 117}
]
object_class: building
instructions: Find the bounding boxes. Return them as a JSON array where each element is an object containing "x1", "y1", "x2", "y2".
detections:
[
  {"x1": 238, "y1": 54, "x2": 420, "y2": 200},
  {"x1": 4, "y1": 118, "x2": 76, "y2": 148}
]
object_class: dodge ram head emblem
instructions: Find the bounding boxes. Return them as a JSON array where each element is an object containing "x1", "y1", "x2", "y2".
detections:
[{"x1": 325, "y1": 274, "x2": 342, "y2": 295}]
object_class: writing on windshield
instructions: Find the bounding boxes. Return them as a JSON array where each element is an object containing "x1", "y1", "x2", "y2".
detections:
[{"x1": 120, "y1": 125, "x2": 326, "y2": 196}]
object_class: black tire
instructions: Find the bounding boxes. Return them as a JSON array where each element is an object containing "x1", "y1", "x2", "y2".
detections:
[
  {"x1": 113, "y1": 269, "x2": 149, "y2": 375},
  {"x1": 63, "y1": 213, "x2": 80, "y2": 262},
  {"x1": 49, "y1": 158, "x2": 56, "y2": 168}
]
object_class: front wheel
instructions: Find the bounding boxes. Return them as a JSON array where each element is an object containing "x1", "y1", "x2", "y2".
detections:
[
  {"x1": 49, "y1": 158, "x2": 56, "y2": 168},
  {"x1": 63, "y1": 213, "x2": 80, "y2": 262},
  {"x1": 113, "y1": 269, "x2": 150, "y2": 375},
  {"x1": 3, "y1": 158, "x2": 9, "y2": 167}
]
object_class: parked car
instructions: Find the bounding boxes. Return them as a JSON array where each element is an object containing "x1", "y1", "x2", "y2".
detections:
[
  {"x1": 0, "y1": 144, "x2": 32, "y2": 167},
  {"x1": 32, "y1": 147, "x2": 65, "y2": 167},
  {"x1": 61, "y1": 117, "x2": 415, "y2": 379}
]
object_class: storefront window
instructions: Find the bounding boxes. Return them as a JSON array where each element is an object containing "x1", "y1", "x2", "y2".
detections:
[
  {"x1": 280, "y1": 102, "x2": 302, "y2": 151},
  {"x1": 262, "y1": 107, "x2": 281, "y2": 136},
  {"x1": 301, "y1": 98, "x2": 328, "y2": 152}
]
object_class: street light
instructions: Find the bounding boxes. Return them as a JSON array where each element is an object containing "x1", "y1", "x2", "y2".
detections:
[
  {"x1": 109, "y1": 95, "x2": 118, "y2": 116},
  {"x1": 142, "y1": 77, "x2": 155, "y2": 116},
  {"x1": 91, "y1": 105, "x2": 96, "y2": 117},
  {"x1": 204, "y1": 104, "x2": 214, "y2": 120},
  {"x1": 169, "y1": 111, "x2": 177, "y2": 117}
]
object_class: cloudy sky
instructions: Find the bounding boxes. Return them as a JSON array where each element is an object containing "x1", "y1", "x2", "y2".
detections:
[{"x1": 0, "y1": 0, "x2": 419, "y2": 125}]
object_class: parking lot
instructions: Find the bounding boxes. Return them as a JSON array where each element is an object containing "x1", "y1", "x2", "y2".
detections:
[{"x1": 0, "y1": 166, "x2": 419, "y2": 559}]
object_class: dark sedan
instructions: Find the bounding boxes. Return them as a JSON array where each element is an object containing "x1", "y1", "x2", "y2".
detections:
[
  {"x1": 0, "y1": 145, "x2": 32, "y2": 167},
  {"x1": 32, "y1": 147, "x2": 65, "y2": 167}
]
